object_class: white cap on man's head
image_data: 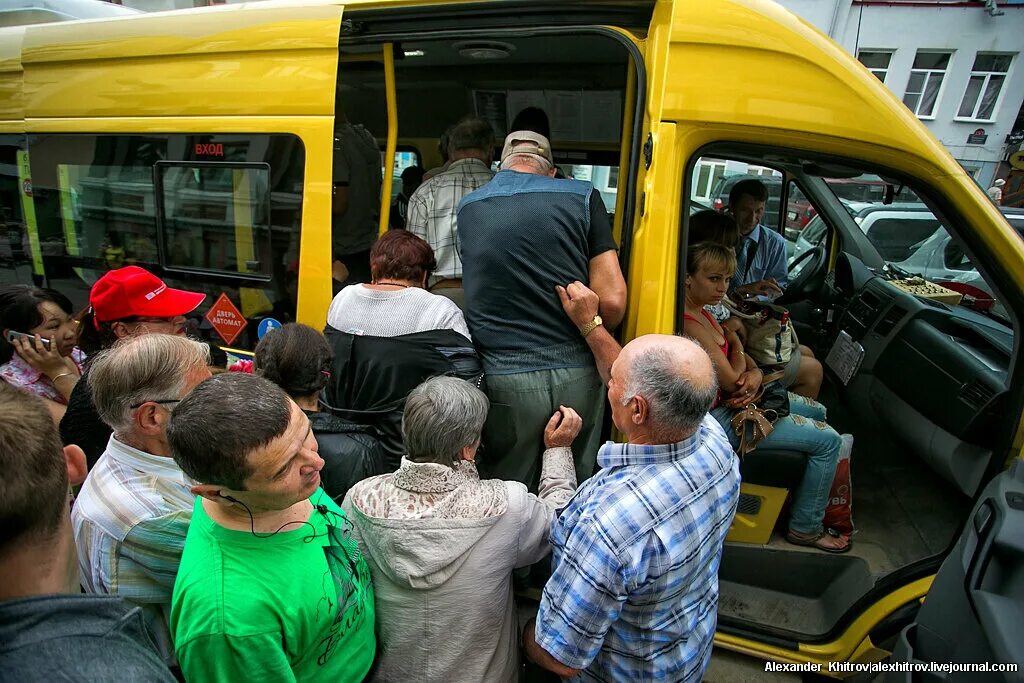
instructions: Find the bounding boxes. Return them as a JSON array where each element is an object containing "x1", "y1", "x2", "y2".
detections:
[
  {"x1": 500, "y1": 130, "x2": 554, "y2": 166},
  {"x1": 994, "y1": 178, "x2": 1005, "y2": 187}
]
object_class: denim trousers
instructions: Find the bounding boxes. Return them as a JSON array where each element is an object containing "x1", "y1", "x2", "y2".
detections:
[{"x1": 712, "y1": 392, "x2": 842, "y2": 535}]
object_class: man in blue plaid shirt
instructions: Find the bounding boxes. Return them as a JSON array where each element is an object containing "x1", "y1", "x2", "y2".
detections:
[{"x1": 525, "y1": 281, "x2": 741, "y2": 681}]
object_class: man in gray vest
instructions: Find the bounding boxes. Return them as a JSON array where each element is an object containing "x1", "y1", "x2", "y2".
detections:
[{"x1": 457, "y1": 131, "x2": 626, "y2": 489}]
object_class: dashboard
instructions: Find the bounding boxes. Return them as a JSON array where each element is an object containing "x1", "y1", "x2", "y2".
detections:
[{"x1": 823, "y1": 254, "x2": 1011, "y2": 496}]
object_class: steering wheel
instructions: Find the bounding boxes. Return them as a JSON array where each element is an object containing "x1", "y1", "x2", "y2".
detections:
[{"x1": 778, "y1": 245, "x2": 826, "y2": 305}]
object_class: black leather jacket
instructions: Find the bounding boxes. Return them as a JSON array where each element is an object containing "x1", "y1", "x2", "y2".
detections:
[{"x1": 306, "y1": 410, "x2": 386, "y2": 503}]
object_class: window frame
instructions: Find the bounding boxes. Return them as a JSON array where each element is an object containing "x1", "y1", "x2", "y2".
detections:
[
  {"x1": 857, "y1": 49, "x2": 894, "y2": 84},
  {"x1": 954, "y1": 52, "x2": 1014, "y2": 124},
  {"x1": 902, "y1": 51, "x2": 953, "y2": 120},
  {"x1": 154, "y1": 160, "x2": 274, "y2": 281}
]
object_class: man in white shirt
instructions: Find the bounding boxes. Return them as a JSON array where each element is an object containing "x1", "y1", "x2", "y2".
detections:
[
  {"x1": 71, "y1": 334, "x2": 211, "y2": 662},
  {"x1": 406, "y1": 117, "x2": 495, "y2": 308}
]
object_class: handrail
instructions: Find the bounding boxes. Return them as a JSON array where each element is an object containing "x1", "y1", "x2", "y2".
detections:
[{"x1": 378, "y1": 42, "x2": 397, "y2": 235}]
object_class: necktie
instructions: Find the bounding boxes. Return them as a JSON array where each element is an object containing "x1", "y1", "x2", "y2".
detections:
[{"x1": 736, "y1": 238, "x2": 752, "y2": 281}]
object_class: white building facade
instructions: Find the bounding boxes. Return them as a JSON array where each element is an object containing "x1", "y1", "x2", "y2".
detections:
[{"x1": 775, "y1": 0, "x2": 1024, "y2": 188}]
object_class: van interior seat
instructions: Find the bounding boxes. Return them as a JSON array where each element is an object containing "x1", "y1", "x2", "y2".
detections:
[{"x1": 739, "y1": 448, "x2": 808, "y2": 491}]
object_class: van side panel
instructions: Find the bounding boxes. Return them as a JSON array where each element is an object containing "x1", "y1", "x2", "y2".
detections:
[
  {"x1": 12, "y1": 5, "x2": 343, "y2": 333},
  {"x1": 20, "y1": 5, "x2": 341, "y2": 119},
  {"x1": 663, "y1": 0, "x2": 950, "y2": 161},
  {"x1": 0, "y1": 27, "x2": 24, "y2": 130},
  {"x1": 625, "y1": 120, "x2": 682, "y2": 341}
]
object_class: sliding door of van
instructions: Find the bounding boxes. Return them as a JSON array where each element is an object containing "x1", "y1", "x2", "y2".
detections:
[{"x1": 18, "y1": 3, "x2": 344, "y2": 343}]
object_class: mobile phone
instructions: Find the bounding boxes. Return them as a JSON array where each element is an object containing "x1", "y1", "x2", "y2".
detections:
[{"x1": 5, "y1": 330, "x2": 51, "y2": 351}]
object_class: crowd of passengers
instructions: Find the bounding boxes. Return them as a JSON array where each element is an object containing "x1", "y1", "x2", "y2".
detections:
[{"x1": 0, "y1": 115, "x2": 853, "y2": 682}]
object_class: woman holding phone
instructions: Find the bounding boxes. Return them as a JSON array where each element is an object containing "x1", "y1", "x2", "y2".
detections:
[{"x1": 0, "y1": 285, "x2": 84, "y2": 422}]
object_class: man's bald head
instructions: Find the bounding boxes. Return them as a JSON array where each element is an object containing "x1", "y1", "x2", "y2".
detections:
[{"x1": 617, "y1": 334, "x2": 718, "y2": 442}]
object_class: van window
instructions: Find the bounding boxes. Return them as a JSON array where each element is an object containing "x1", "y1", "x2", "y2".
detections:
[
  {"x1": 25, "y1": 133, "x2": 305, "y2": 351},
  {"x1": 156, "y1": 163, "x2": 272, "y2": 277},
  {"x1": 0, "y1": 135, "x2": 27, "y2": 271},
  {"x1": 823, "y1": 176, "x2": 1015, "y2": 323},
  {"x1": 691, "y1": 157, "x2": 784, "y2": 230},
  {"x1": 387, "y1": 147, "x2": 422, "y2": 200},
  {"x1": 567, "y1": 164, "x2": 618, "y2": 214}
]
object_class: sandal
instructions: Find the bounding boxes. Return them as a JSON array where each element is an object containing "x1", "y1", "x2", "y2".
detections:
[{"x1": 786, "y1": 527, "x2": 851, "y2": 554}]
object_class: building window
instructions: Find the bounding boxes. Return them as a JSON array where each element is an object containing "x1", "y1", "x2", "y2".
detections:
[
  {"x1": 691, "y1": 159, "x2": 726, "y2": 203},
  {"x1": 858, "y1": 50, "x2": 893, "y2": 83},
  {"x1": 957, "y1": 54, "x2": 1013, "y2": 122},
  {"x1": 903, "y1": 51, "x2": 951, "y2": 119}
]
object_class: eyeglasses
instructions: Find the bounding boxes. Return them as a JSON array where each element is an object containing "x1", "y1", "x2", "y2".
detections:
[{"x1": 129, "y1": 398, "x2": 181, "y2": 410}]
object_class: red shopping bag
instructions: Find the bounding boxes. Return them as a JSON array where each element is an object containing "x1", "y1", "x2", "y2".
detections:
[{"x1": 822, "y1": 434, "x2": 854, "y2": 535}]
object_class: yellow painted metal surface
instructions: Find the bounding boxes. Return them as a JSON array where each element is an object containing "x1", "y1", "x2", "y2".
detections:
[
  {"x1": 378, "y1": 42, "x2": 397, "y2": 236},
  {"x1": 612, "y1": 54, "x2": 637, "y2": 247},
  {"x1": 20, "y1": 4, "x2": 342, "y2": 120},
  {"x1": 725, "y1": 483, "x2": 788, "y2": 545},
  {"x1": 715, "y1": 577, "x2": 934, "y2": 669},
  {"x1": 624, "y1": 119, "x2": 680, "y2": 342},
  {"x1": 0, "y1": 27, "x2": 24, "y2": 127}
]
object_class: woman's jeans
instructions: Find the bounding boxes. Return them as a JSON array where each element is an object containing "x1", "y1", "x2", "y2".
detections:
[{"x1": 712, "y1": 392, "x2": 842, "y2": 535}]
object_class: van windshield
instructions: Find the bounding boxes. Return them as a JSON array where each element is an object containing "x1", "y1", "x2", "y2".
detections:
[{"x1": 818, "y1": 175, "x2": 1019, "y2": 325}]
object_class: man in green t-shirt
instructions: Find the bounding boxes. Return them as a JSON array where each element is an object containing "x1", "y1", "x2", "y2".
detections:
[{"x1": 167, "y1": 373, "x2": 375, "y2": 682}]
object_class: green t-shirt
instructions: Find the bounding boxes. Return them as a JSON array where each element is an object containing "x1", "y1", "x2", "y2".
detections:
[{"x1": 170, "y1": 490, "x2": 375, "y2": 682}]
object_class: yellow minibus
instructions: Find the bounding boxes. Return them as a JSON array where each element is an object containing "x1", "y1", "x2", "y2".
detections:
[{"x1": 1, "y1": 0, "x2": 1021, "y2": 671}]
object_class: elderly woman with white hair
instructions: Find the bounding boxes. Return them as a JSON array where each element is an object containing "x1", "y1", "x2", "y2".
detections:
[{"x1": 343, "y1": 376, "x2": 579, "y2": 682}]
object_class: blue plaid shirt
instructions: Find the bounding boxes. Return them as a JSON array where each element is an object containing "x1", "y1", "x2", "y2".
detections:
[{"x1": 535, "y1": 415, "x2": 740, "y2": 682}]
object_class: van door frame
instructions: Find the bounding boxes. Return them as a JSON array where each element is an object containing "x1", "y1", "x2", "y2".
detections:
[{"x1": 336, "y1": 16, "x2": 649, "y2": 281}]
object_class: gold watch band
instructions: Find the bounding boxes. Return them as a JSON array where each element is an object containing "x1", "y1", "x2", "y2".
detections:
[{"x1": 579, "y1": 315, "x2": 603, "y2": 338}]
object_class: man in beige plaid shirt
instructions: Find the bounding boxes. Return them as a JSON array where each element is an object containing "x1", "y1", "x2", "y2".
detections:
[{"x1": 406, "y1": 116, "x2": 495, "y2": 309}]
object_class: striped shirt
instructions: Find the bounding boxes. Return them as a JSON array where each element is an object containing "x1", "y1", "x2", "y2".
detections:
[
  {"x1": 71, "y1": 436, "x2": 195, "y2": 662},
  {"x1": 406, "y1": 157, "x2": 494, "y2": 283},
  {"x1": 535, "y1": 415, "x2": 740, "y2": 682}
]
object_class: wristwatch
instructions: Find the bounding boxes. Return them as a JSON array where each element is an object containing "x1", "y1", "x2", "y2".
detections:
[{"x1": 579, "y1": 315, "x2": 603, "y2": 338}]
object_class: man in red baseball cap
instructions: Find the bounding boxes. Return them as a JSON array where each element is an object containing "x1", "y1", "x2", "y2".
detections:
[
  {"x1": 62, "y1": 267, "x2": 207, "y2": 469},
  {"x1": 88, "y1": 266, "x2": 206, "y2": 337}
]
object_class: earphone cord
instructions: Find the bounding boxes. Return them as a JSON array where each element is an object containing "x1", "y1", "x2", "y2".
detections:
[{"x1": 230, "y1": 493, "x2": 342, "y2": 543}]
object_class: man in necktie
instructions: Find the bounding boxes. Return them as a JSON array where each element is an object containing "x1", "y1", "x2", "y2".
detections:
[
  {"x1": 724, "y1": 178, "x2": 823, "y2": 399},
  {"x1": 727, "y1": 179, "x2": 787, "y2": 301}
]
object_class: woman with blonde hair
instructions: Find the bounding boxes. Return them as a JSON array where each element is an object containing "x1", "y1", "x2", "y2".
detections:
[{"x1": 683, "y1": 241, "x2": 849, "y2": 552}]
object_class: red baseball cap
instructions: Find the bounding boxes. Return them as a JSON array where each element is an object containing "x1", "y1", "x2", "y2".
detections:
[{"x1": 90, "y1": 266, "x2": 206, "y2": 323}]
